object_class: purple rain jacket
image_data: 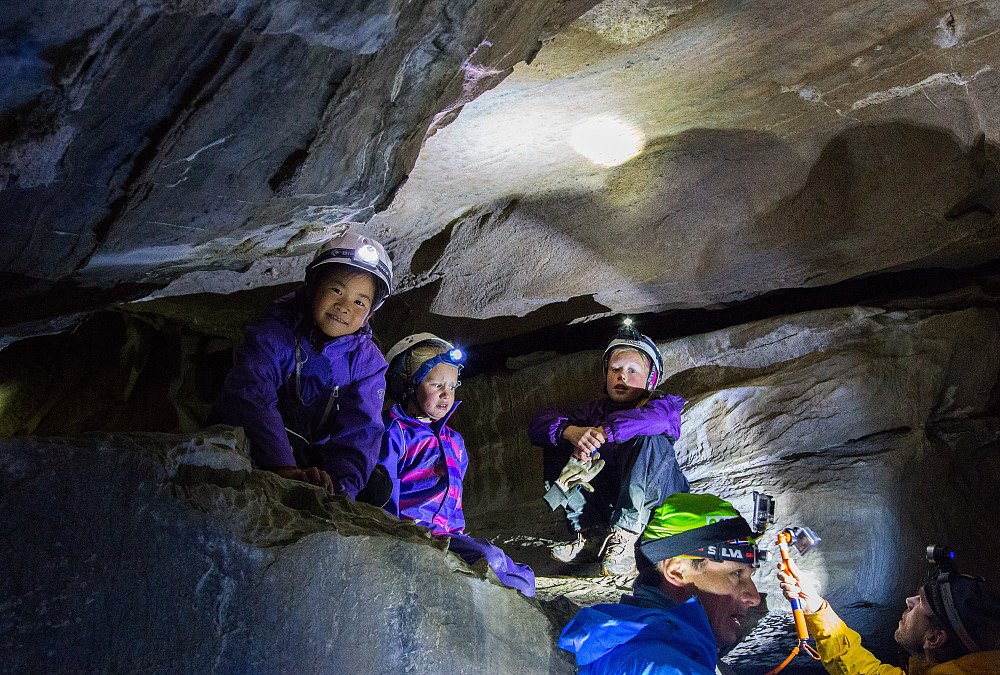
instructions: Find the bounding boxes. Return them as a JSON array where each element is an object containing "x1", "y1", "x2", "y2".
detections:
[
  {"x1": 380, "y1": 403, "x2": 468, "y2": 535},
  {"x1": 211, "y1": 293, "x2": 388, "y2": 499},
  {"x1": 379, "y1": 402, "x2": 537, "y2": 596},
  {"x1": 527, "y1": 392, "x2": 685, "y2": 450}
]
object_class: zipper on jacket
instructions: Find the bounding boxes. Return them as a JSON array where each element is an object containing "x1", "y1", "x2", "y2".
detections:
[{"x1": 319, "y1": 385, "x2": 339, "y2": 431}]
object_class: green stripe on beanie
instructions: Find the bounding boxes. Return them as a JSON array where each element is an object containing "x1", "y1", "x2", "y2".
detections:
[{"x1": 642, "y1": 493, "x2": 744, "y2": 542}]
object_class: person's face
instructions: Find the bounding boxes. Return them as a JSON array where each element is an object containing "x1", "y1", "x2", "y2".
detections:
[
  {"x1": 894, "y1": 588, "x2": 943, "y2": 656},
  {"x1": 412, "y1": 362, "x2": 460, "y2": 421},
  {"x1": 605, "y1": 349, "x2": 649, "y2": 404},
  {"x1": 311, "y1": 269, "x2": 375, "y2": 338},
  {"x1": 690, "y1": 560, "x2": 761, "y2": 648}
]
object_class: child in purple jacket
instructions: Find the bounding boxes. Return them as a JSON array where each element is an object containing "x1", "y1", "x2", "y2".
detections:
[
  {"x1": 380, "y1": 333, "x2": 535, "y2": 596},
  {"x1": 528, "y1": 322, "x2": 689, "y2": 575},
  {"x1": 211, "y1": 231, "x2": 393, "y2": 502}
]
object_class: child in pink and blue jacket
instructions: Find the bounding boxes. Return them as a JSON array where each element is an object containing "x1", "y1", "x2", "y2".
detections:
[{"x1": 379, "y1": 333, "x2": 535, "y2": 596}]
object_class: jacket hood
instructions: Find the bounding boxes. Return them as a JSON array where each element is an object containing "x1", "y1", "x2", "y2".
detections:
[{"x1": 558, "y1": 596, "x2": 717, "y2": 668}]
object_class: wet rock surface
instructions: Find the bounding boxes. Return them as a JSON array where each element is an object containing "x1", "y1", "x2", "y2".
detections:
[
  {"x1": 0, "y1": 426, "x2": 573, "y2": 674},
  {"x1": 1, "y1": 0, "x2": 584, "y2": 323}
]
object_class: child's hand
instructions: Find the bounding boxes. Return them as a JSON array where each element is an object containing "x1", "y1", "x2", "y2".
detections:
[
  {"x1": 776, "y1": 558, "x2": 825, "y2": 614},
  {"x1": 273, "y1": 466, "x2": 334, "y2": 493},
  {"x1": 563, "y1": 425, "x2": 607, "y2": 459}
]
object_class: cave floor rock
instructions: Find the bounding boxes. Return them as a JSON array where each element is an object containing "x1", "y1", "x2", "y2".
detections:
[
  {"x1": 1, "y1": 427, "x2": 576, "y2": 675},
  {"x1": 471, "y1": 498, "x2": 638, "y2": 606}
]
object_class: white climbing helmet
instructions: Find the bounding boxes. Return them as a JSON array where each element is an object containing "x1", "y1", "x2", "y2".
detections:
[{"x1": 305, "y1": 231, "x2": 393, "y2": 310}]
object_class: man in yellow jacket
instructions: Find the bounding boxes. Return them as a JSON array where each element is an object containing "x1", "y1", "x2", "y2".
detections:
[{"x1": 777, "y1": 558, "x2": 1000, "y2": 675}]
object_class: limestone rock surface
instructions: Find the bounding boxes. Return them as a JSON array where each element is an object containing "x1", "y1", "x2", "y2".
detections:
[
  {"x1": 372, "y1": 1, "x2": 1000, "y2": 320},
  {"x1": 1, "y1": 0, "x2": 582, "y2": 322},
  {"x1": 3, "y1": 1, "x2": 1000, "y2": 347},
  {"x1": 0, "y1": 426, "x2": 572, "y2": 674}
]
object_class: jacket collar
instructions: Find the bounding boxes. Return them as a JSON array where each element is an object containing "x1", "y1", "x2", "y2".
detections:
[
  {"x1": 620, "y1": 583, "x2": 683, "y2": 611},
  {"x1": 909, "y1": 650, "x2": 1000, "y2": 675},
  {"x1": 390, "y1": 400, "x2": 461, "y2": 429}
]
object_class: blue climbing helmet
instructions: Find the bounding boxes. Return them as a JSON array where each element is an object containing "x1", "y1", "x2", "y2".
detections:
[{"x1": 385, "y1": 333, "x2": 465, "y2": 403}]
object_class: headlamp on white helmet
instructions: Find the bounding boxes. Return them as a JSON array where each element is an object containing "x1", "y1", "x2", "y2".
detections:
[
  {"x1": 603, "y1": 317, "x2": 663, "y2": 390},
  {"x1": 305, "y1": 231, "x2": 393, "y2": 311}
]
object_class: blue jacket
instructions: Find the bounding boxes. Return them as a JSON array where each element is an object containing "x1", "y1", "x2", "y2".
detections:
[
  {"x1": 211, "y1": 292, "x2": 388, "y2": 498},
  {"x1": 558, "y1": 595, "x2": 718, "y2": 675},
  {"x1": 380, "y1": 403, "x2": 468, "y2": 535}
]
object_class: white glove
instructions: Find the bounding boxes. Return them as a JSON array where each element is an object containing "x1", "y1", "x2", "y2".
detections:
[{"x1": 554, "y1": 452, "x2": 606, "y2": 494}]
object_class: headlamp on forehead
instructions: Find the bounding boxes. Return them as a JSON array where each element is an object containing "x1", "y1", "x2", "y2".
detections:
[
  {"x1": 356, "y1": 244, "x2": 380, "y2": 265},
  {"x1": 639, "y1": 514, "x2": 768, "y2": 568},
  {"x1": 410, "y1": 342, "x2": 466, "y2": 386},
  {"x1": 691, "y1": 535, "x2": 767, "y2": 568}
]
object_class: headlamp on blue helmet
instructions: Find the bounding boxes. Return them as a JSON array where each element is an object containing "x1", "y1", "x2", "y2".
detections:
[
  {"x1": 385, "y1": 333, "x2": 465, "y2": 404},
  {"x1": 411, "y1": 345, "x2": 465, "y2": 385}
]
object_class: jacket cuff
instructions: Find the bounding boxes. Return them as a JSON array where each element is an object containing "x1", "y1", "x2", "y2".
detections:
[
  {"x1": 554, "y1": 421, "x2": 570, "y2": 445},
  {"x1": 253, "y1": 444, "x2": 297, "y2": 470},
  {"x1": 804, "y1": 600, "x2": 847, "y2": 640}
]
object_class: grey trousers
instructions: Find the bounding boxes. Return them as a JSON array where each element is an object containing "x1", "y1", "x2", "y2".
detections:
[{"x1": 545, "y1": 434, "x2": 690, "y2": 534}]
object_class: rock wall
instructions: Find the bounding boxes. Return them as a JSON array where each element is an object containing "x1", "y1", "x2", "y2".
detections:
[
  {"x1": 455, "y1": 302, "x2": 1000, "y2": 660},
  {"x1": 0, "y1": 427, "x2": 573, "y2": 674}
]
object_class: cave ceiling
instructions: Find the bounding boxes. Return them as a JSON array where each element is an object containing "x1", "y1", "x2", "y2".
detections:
[{"x1": 2, "y1": 0, "x2": 1000, "y2": 347}]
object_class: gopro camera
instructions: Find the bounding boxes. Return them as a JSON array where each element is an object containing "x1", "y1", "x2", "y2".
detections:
[
  {"x1": 788, "y1": 526, "x2": 822, "y2": 555},
  {"x1": 751, "y1": 491, "x2": 775, "y2": 535}
]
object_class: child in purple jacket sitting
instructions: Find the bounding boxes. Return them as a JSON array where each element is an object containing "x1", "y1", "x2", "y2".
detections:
[
  {"x1": 528, "y1": 322, "x2": 690, "y2": 575},
  {"x1": 211, "y1": 231, "x2": 392, "y2": 503},
  {"x1": 379, "y1": 333, "x2": 535, "y2": 596}
]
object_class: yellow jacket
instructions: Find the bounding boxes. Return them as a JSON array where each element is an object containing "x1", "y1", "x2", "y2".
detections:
[{"x1": 805, "y1": 602, "x2": 1000, "y2": 675}]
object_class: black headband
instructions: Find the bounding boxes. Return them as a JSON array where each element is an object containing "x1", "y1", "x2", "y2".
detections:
[
  {"x1": 639, "y1": 517, "x2": 753, "y2": 565},
  {"x1": 924, "y1": 574, "x2": 982, "y2": 653}
]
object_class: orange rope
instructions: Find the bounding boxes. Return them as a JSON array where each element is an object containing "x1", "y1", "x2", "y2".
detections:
[{"x1": 763, "y1": 645, "x2": 799, "y2": 675}]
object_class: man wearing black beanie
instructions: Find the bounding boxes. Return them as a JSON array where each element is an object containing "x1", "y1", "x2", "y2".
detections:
[{"x1": 778, "y1": 556, "x2": 1000, "y2": 674}]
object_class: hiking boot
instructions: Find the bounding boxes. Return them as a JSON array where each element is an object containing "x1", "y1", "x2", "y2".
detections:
[
  {"x1": 600, "y1": 527, "x2": 640, "y2": 576},
  {"x1": 551, "y1": 532, "x2": 587, "y2": 563}
]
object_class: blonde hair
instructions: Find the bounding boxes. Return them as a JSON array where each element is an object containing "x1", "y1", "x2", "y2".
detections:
[
  {"x1": 406, "y1": 343, "x2": 449, "y2": 377},
  {"x1": 607, "y1": 347, "x2": 651, "y2": 377}
]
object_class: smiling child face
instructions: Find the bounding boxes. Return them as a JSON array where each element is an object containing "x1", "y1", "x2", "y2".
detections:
[
  {"x1": 605, "y1": 348, "x2": 650, "y2": 404},
  {"x1": 311, "y1": 268, "x2": 375, "y2": 338}
]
